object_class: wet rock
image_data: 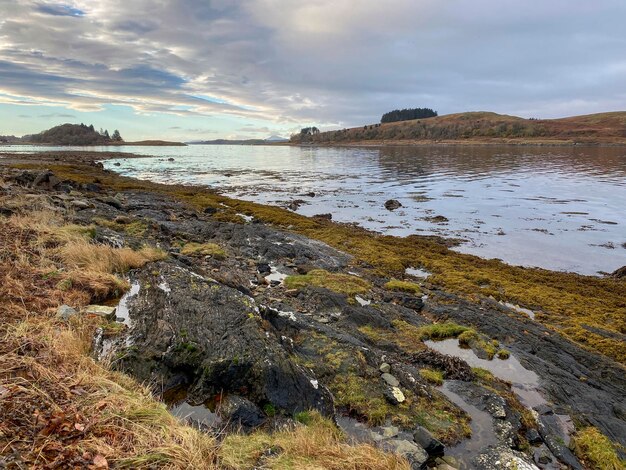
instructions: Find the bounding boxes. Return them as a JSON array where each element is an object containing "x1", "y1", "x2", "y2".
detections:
[
  {"x1": 384, "y1": 199, "x2": 402, "y2": 211},
  {"x1": 533, "y1": 445, "x2": 554, "y2": 466},
  {"x1": 167, "y1": 158, "x2": 175, "y2": 162},
  {"x1": 113, "y1": 162, "x2": 121, "y2": 166},
  {"x1": 84, "y1": 305, "x2": 116, "y2": 320},
  {"x1": 313, "y1": 213, "x2": 332, "y2": 220},
  {"x1": 379, "y1": 362, "x2": 391, "y2": 374},
  {"x1": 56, "y1": 305, "x2": 77, "y2": 321},
  {"x1": 413, "y1": 426, "x2": 444, "y2": 456},
  {"x1": 203, "y1": 206, "x2": 217, "y2": 215},
  {"x1": 218, "y1": 395, "x2": 266, "y2": 429},
  {"x1": 381, "y1": 373, "x2": 400, "y2": 387},
  {"x1": 385, "y1": 292, "x2": 423, "y2": 311},
  {"x1": 303, "y1": 192, "x2": 316, "y2": 197},
  {"x1": 538, "y1": 415, "x2": 583, "y2": 469},
  {"x1": 114, "y1": 262, "x2": 333, "y2": 419},
  {"x1": 534, "y1": 404, "x2": 554, "y2": 416},
  {"x1": 382, "y1": 439, "x2": 428, "y2": 469}
]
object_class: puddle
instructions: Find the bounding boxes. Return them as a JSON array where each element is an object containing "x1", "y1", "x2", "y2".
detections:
[
  {"x1": 265, "y1": 264, "x2": 288, "y2": 284},
  {"x1": 170, "y1": 401, "x2": 221, "y2": 429},
  {"x1": 355, "y1": 295, "x2": 371, "y2": 306},
  {"x1": 501, "y1": 301, "x2": 535, "y2": 319},
  {"x1": 440, "y1": 382, "x2": 499, "y2": 469},
  {"x1": 425, "y1": 339, "x2": 545, "y2": 408},
  {"x1": 114, "y1": 281, "x2": 141, "y2": 326},
  {"x1": 405, "y1": 266, "x2": 431, "y2": 278}
]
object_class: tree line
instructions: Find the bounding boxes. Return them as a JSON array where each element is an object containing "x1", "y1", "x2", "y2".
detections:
[
  {"x1": 380, "y1": 108, "x2": 438, "y2": 123},
  {"x1": 25, "y1": 123, "x2": 124, "y2": 145}
]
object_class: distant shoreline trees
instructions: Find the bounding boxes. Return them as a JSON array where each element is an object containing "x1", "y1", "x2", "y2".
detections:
[
  {"x1": 381, "y1": 108, "x2": 438, "y2": 123},
  {"x1": 25, "y1": 123, "x2": 124, "y2": 145}
]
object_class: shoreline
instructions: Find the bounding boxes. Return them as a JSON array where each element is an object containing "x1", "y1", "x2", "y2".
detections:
[{"x1": 1, "y1": 152, "x2": 625, "y2": 468}]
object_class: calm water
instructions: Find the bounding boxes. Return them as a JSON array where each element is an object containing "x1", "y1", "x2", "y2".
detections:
[{"x1": 4, "y1": 144, "x2": 626, "y2": 274}]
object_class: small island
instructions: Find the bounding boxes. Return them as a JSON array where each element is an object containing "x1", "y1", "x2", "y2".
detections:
[{"x1": 2, "y1": 123, "x2": 186, "y2": 146}]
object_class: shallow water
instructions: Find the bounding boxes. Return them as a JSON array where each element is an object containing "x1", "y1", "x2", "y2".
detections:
[
  {"x1": 425, "y1": 339, "x2": 545, "y2": 408},
  {"x1": 5, "y1": 143, "x2": 626, "y2": 274}
]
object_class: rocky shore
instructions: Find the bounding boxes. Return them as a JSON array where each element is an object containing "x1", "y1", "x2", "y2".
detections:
[{"x1": 1, "y1": 153, "x2": 624, "y2": 469}]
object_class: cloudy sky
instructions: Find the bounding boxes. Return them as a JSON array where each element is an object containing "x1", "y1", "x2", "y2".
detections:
[{"x1": 1, "y1": 0, "x2": 625, "y2": 141}]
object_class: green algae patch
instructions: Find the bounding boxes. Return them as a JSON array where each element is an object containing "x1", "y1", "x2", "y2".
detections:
[
  {"x1": 458, "y1": 329, "x2": 498, "y2": 359},
  {"x1": 419, "y1": 322, "x2": 469, "y2": 340},
  {"x1": 16, "y1": 162, "x2": 626, "y2": 364},
  {"x1": 419, "y1": 368, "x2": 444, "y2": 386},
  {"x1": 180, "y1": 242, "x2": 227, "y2": 259},
  {"x1": 385, "y1": 279, "x2": 422, "y2": 295},
  {"x1": 572, "y1": 427, "x2": 626, "y2": 470},
  {"x1": 284, "y1": 269, "x2": 370, "y2": 296}
]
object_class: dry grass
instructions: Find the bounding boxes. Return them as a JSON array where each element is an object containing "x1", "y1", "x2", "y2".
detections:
[
  {"x1": 571, "y1": 427, "x2": 626, "y2": 470},
  {"x1": 219, "y1": 411, "x2": 409, "y2": 470},
  {"x1": 60, "y1": 240, "x2": 166, "y2": 274}
]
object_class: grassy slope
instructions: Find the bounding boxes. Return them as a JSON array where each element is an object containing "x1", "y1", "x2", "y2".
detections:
[{"x1": 291, "y1": 111, "x2": 626, "y2": 145}]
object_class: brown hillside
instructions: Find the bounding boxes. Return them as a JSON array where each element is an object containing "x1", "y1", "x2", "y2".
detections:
[{"x1": 291, "y1": 111, "x2": 626, "y2": 145}]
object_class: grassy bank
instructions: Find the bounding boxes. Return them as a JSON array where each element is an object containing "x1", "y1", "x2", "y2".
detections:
[
  {"x1": 21, "y1": 161, "x2": 626, "y2": 366},
  {"x1": 0, "y1": 189, "x2": 408, "y2": 469}
]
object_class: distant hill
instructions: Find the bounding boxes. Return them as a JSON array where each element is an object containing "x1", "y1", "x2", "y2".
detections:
[
  {"x1": 290, "y1": 111, "x2": 626, "y2": 145},
  {"x1": 265, "y1": 135, "x2": 289, "y2": 142},
  {"x1": 23, "y1": 123, "x2": 121, "y2": 145}
]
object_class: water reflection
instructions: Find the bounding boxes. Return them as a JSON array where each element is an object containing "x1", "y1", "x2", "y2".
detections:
[{"x1": 5, "y1": 144, "x2": 624, "y2": 274}]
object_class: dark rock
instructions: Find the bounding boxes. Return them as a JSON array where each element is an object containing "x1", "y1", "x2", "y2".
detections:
[
  {"x1": 257, "y1": 263, "x2": 272, "y2": 275},
  {"x1": 31, "y1": 170, "x2": 61, "y2": 190},
  {"x1": 385, "y1": 199, "x2": 402, "y2": 211},
  {"x1": 526, "y1": 428, "x2": 543, "y2": 444},
  {"x1": 313, "y1": 213, "x2": 332, "y2": 220},
  {"x1": 113, "y1": 162, "x2": 121, "y2": 166},
  {"x1": 287, "y1": 199, "x2": 306, "y2": 211},
  {"x1": 382, "y1": 439, "x2": 428, "y2": 469},
  {"x1": 0, "y1": 207, "x2": 14, "y2": 217},
  {"x1": 99, "y1": 196, "x2": 123, "y2": 210},
  {"x1": 94, "y1": 227, "x2": 125, "y2": 248},
  {"x1": 203, "y1": 206, "x2": 217, "y2": 215},
  {"x1": 538, "y1": 415, "x2": 583, "y2": 469},
  {"x1": 114, "y1": 263, "x2": 334, "y2": 420},
  {"x1": 167, "y1": 158, "x2": 175, "y2": 162},
  {"x1": 413, "y1": 426, "x2": 444, "y2": 456},
  {"x1": 83, "y1": 182, "x2": 103, "y2": 192},
  {"x1": 610, "y1": 265, "x2": 626, "y2": 279},
  {"x1": 218, "y1": 395, "x2": 266, "y2": 429},
  {"x1": 534, "y1": 404, "x2": 554, "y2": 416},
  {"x1": 303, "y1": 192, "x2": 316, "y2": 197}
]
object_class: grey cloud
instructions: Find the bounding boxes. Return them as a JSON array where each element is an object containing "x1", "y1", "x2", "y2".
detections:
[{"x1": 0, "y1": 0, "x2": 625, "y2": 131}]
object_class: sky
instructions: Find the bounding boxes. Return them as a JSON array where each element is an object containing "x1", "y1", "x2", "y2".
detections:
[{"x1": 0, "y1": 0, "x2": 625, "y2": 141}]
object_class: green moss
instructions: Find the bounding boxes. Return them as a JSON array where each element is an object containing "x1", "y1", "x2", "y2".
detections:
[
  {"x1": 472, "y1": 367, "x2": 495, "y2": 382},
  {"x1": 385, "y1": 279, "x2": 422, "y2": 295},
  {"x1": 497, "y1": 349, "x2": 510, "y2": 359},
  {"x1": 294, "y1": 411, "x2": 313, "y2": 425},
  {"x1": 180, "y1": 242, "x2": 226, "y2": 259},
  {"x1": 572, "y1": 427, "x2": 626, "y2": 470},
  {"x1": 359, "y1": 320, "x2": 427, "y2": 354},
  {"x1": 419, "y1": 322, "x2": 469, "y2": 340},
  {"x1": 458, "y1": 329, "x2": 497, "y2": 359},
  {"x1": 419, "y1": 368, "x2": 444, "y2": 386},
  {"x1": 94, "y1": 217, "x2": 147, "y2": 237},
  {"x1": 284, "y1": 269, "x2": 371, "y2": 296},
  {"x1": 263, "y1": 403, "x2": 276, "y2": 417}
]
